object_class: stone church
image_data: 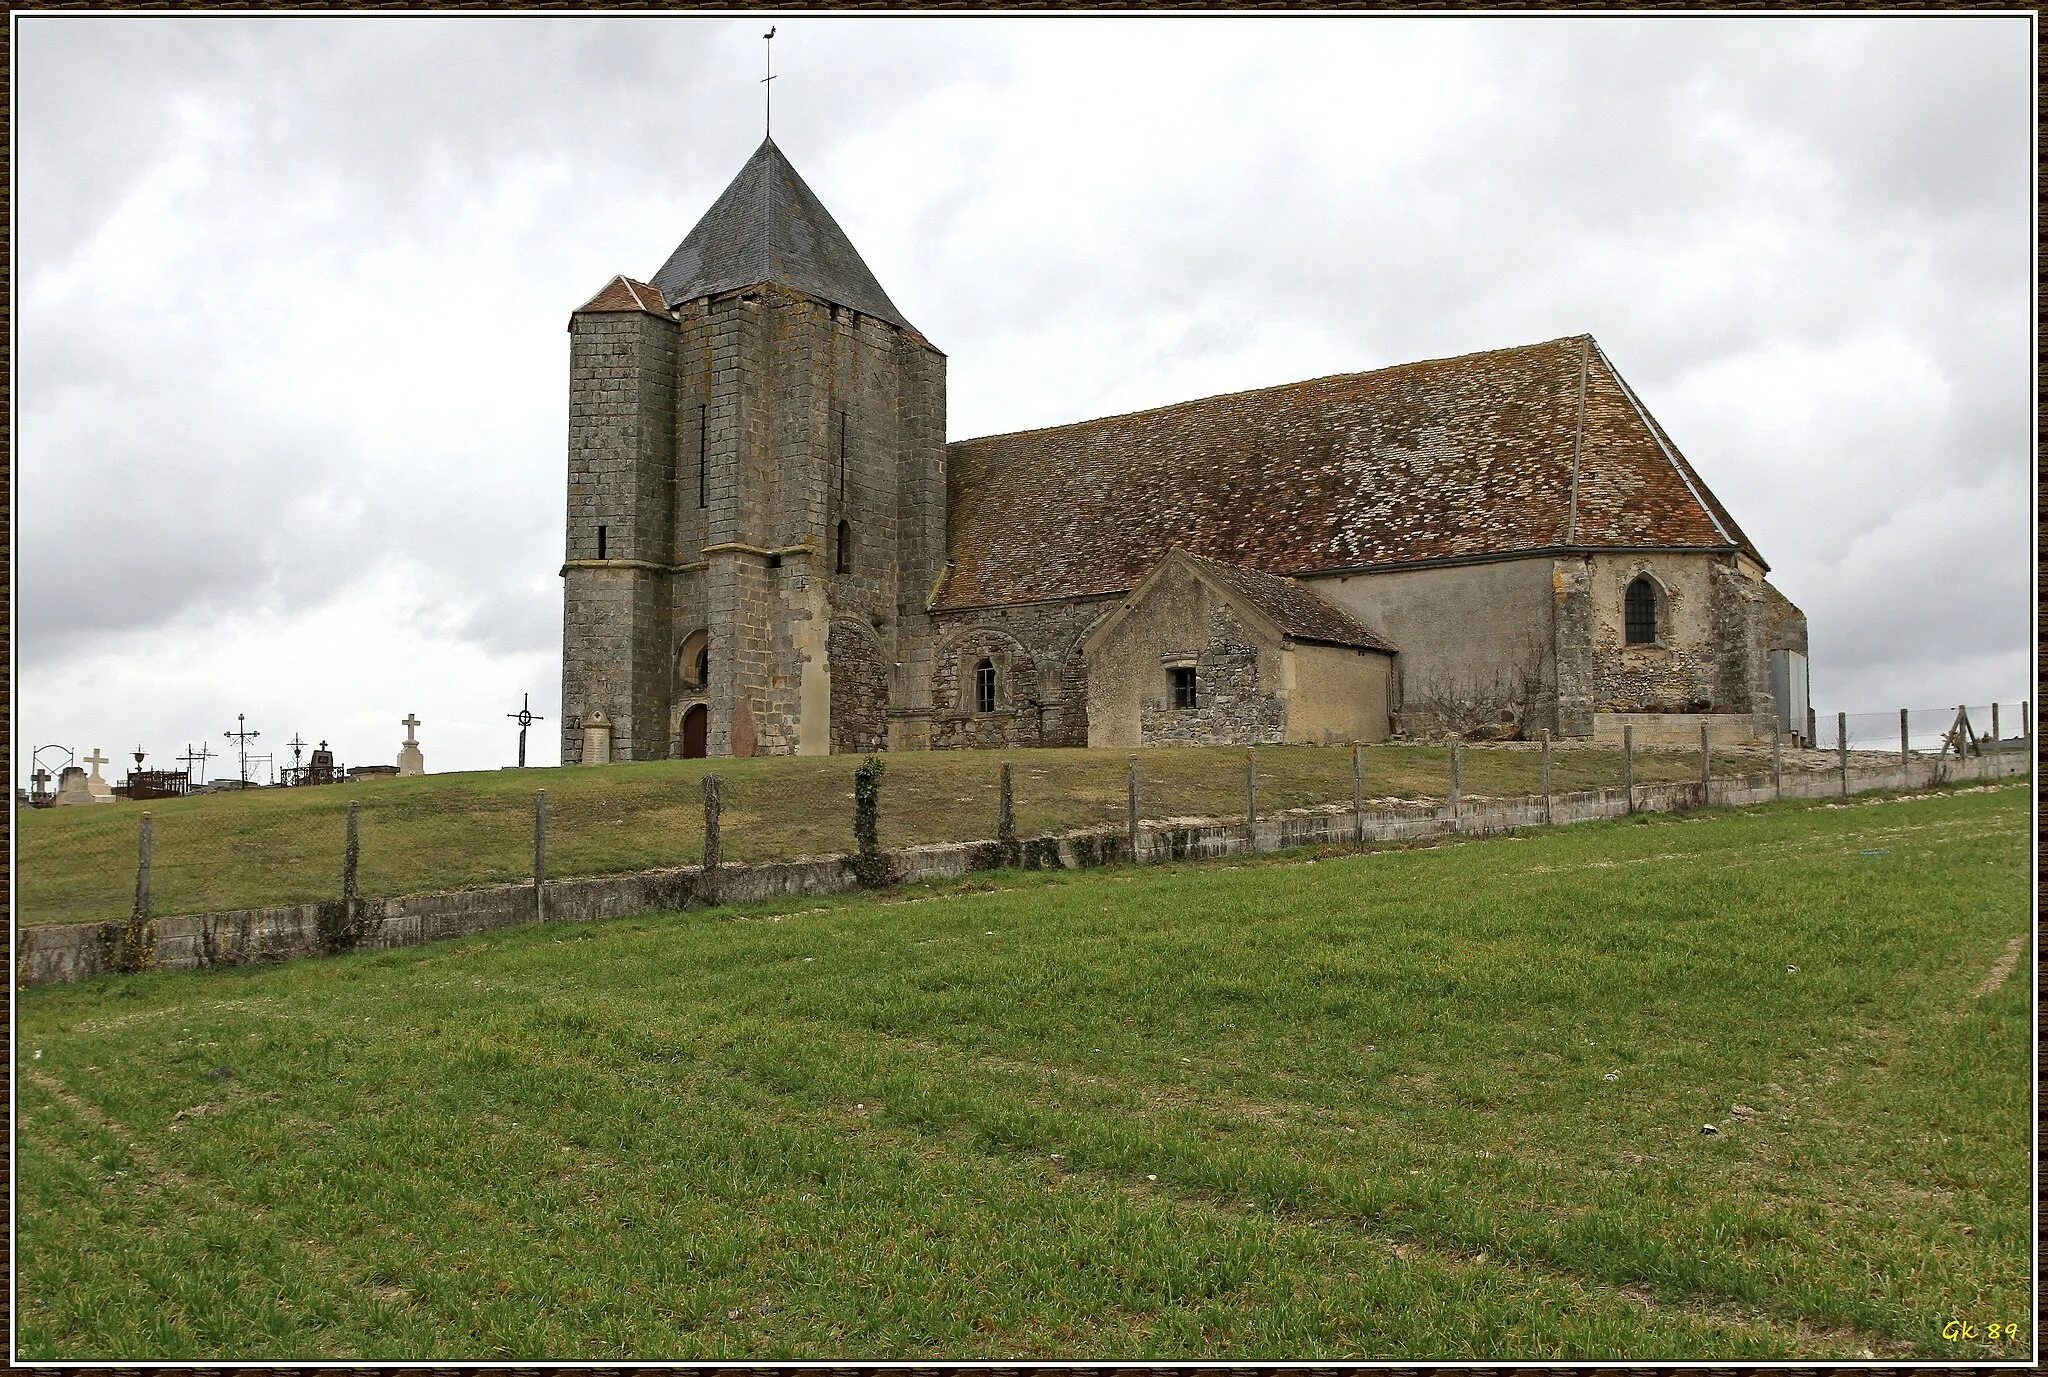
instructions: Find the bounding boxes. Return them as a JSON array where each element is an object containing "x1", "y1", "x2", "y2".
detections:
[{"x1": 560, "y1": 138, "x2": 1809, "y2": 763}]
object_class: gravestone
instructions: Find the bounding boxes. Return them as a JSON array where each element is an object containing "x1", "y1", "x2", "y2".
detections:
[
  {"x1": 82, "y1": 748, "x2": 116, "y2": 802},
  {"x1": 396, "y1": 713, "x2": 425, "y2": 777},
  {"x1": 51, "y1": 765, "x2": 96, "y2": 807}
]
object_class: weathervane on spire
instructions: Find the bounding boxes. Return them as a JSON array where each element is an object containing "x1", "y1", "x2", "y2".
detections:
[{"x1": 762, "y1": 26, "x2": 777, "y2": 138}]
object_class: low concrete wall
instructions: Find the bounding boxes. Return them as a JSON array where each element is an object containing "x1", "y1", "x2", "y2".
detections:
[
  {"x1": 17, "y1": 750, "x2": 2028, "y2": 989},
  {"x1": 1592, "y1": 712, "x2": 1771, "y2": 747}
]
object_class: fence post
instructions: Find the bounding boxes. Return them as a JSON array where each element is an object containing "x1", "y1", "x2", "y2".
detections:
[
  {"x1": 132, "y1": 811, "x2": 152, "y2": 922},
  {"x1": 1837, "y1": 711, "x2": 1848, "y2": 795},
  {"x1": 1622, "y1": 726, "x2": 1634, "y2": 815},
  {"x1": 343, "y1": 800, "x2": 361, "y2": 929},
  {"x1": 1540, "y1": 729, "x2": 1552, "y2": 825},
  {"x1": 1450, "y1": 742, "x2": 1462, "y2": 823},
  {"x1": 2026, "y1": 700, "x2": 2033, "y2": 755},
  {"x1": 1991, "y1": 702, "x2": 2002, "y2": 773},
  {"x1": 1245, "y1": 747, "x2": 1258, "y2": 851},
  {"x1": 1352, "y1": 741, "x2": 1364, "y2": 851},
  {"x1": 1807, "y1": 706, "x2": 1816, "y2": 749},
  {"x1": 1127, "y1": 755, "x2": 1140, "y2": 863},
  {"x1": 1899, "y1": 708, "x2": 1910, "y2": 784},
  {"x1": 1699, "y1": 720, "x2": 1711, "y2": 806},
  {"x1": 533, "y1": 790, "x2": 548, "y2": 921},
  {"x1": 697, "y1": 776, "x2": 721, "y2": 905},
  {"x1": 1772, "y1": 727, "x2": 1783, "y2": 800},
  {"x1": 997, "y1": 760, "x2": 1016, "y2": 859}
]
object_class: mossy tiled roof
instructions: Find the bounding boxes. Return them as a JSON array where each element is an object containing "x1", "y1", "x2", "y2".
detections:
[{"x1": 940, "y1": 335, "x2": 1762, "y2": 611}]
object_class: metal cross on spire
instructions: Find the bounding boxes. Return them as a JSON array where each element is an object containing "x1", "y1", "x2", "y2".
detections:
[{"x1": 762, "y1": 26, "x2": 777, "y2": 137}]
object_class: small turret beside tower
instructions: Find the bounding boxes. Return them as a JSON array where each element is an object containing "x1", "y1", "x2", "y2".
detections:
[{"x1": 561, "y1": 138, "x2": 947, "y2": 763}]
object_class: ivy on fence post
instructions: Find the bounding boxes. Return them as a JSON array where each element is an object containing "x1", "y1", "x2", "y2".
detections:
[
  {"x1": 1450, "y1": 743, "x2": 1462, "y2": 822},
  {"x1": 1772, "y1": 728, "x2": 1783, "y2": 800},
  {"x1": 1699, "y1": 721, "x2": 1711, "y2": 806},
  {"x1": 320, "y1": 800, "x2": 365, "y2": 956},
  {"x1": 109, "y1": 811, "x2": 158, "y2": 974},
  {"x1": 1539, "y1": 730, "x2": 1552, "y2": 825},
  {"x1": 852, "y1": 755, "x2": 891, "y2": 888},
  {"x1": 698, "y1": 776, "x2": 722, "y2": 906}
]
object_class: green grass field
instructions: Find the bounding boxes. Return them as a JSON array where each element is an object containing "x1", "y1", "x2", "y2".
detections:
[
  {"x1": 19, "y1": 742, "x2": 1817, "y2": 926},
  {"x1": 16, "y1": 782, "x2": 2032, "y2": 1361}
]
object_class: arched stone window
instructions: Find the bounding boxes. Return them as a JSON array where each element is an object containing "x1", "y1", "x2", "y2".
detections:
[
  {"x1": 1625, "y1": 576, "x2": 1659, "y2": 645},
  {"x1": 836, "y1": 519, "x2": 852, "y2": 574},
  {"x1": 678, "y1": 630, "x2": 709, "y2": 689},
  {"x1": 975, "y1": 659, "x2": 997, "y2": 714}
]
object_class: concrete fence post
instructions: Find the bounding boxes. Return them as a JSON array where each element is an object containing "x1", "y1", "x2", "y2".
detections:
[
  {"x1": 698, "y1": 777, "x2": 720, "y2": 905},
  {"x1": 1837, "y1": 711, "x2": 1848, "y2": 795},
  {"x1": 1622, "y1": 726, "x2": 1634, "y2": 815},
  {"x1": 1450, "y1": 742, "x2": 1462, "y2": 824},
  {"x1": 1699, "y1": 720, "x2": 1711, "y2": 806},
  {"x1": 132, "y1": 811, "x2": 152, "y2": 923},
  {"x1": 1807, "y1": 706, "x2": 1817, "y2": 749},
  {"x1": 1899, "y1": 708, "x2": 1910, "y2": 784},
  {"x1": 1245, "y1": 747, "x2": 1258, "y2": 850},
  {"x1": 1991, "y1": 702, "x2": 2002, "y2": 772},
  {"x1": 1539, "y1": 729, "x2": 1552, "y2": 825},
  {"x1": 1127, "y1": 755, "x2": 1140, "y2": 863},
  {"x1": 1352, "y1": 741, "x2": 1365, "y2": 851},
  {"x1": 1772, "y1": 728, "x2": 1783, "y2": 800},
  {"x1": 343, "y1": 800, "x2": 361, "y2": 929},
  {"x1": 533, "y1": 790, "x2": 548, "y2": 921}
]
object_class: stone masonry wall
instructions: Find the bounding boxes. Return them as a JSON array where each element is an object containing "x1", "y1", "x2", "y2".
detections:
[
  {"x1": 928, "y1": 597, "x2": 1113, "y2": 749},
  {"x1": 561, "y1": 309, "x2": 679, "y2": 762},
  {"x1": 1138, "y1": 603, "x2": 1287, "y2": 747}
]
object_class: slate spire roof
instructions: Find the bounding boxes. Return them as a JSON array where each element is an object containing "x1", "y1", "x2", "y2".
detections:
[
  {"x1": 648, "y1": 137, "x2": 916, "y2": 333},
  {"x1": 939, "y1": 335, "x2": 1765, "y2": 612}
]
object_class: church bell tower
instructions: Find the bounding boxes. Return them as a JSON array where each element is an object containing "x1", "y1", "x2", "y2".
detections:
[{"x1": 560, "y1": 138, "x2": 947, "y2": 762}]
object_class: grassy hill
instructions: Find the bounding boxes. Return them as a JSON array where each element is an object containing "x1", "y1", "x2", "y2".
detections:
[
  {"x1": 19, "y1": 741, "x2": 1814, "y2": 926},
  {"x1": 16, "y1": 782, "x2": 2032, "y2": 1360}
]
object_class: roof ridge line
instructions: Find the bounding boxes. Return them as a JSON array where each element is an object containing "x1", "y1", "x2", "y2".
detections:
[{"x1": 951, "y1": 335, "x2": 1595, "y2": 449}]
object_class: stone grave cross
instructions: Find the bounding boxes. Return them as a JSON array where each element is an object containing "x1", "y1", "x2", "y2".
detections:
[{"x1": 403, "y1": 713, "x2": 421, "y2": 745}]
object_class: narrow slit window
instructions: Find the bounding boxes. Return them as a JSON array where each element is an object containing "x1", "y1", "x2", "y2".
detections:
[
  {"x1": 836, "y1": 519, "x2": 852, "y2": 574},
  {"x1": 1625, "y1": 576, "x2": 1657, "y2": 645},
  {"x1": 1171, "y1": 666, "x2": 1198, "y2": 709},
  {"x1": 697, "y1": 404, "x2": 708, "y2": 509},
  {"x1": 974, "y1": 659, "x2": 997, "y2": 714},
  {"x1": 597, "y1": 525, "x2": 607, "y2": 561}
]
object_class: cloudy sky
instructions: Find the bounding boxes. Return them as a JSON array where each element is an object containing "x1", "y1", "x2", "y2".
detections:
[{"x1": 16, "y1": 13, "x2": 2034, "y2": 783}]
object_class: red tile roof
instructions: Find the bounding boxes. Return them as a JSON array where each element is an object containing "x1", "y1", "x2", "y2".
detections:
[
  {"x1": 1176, "y1": 551, "x2": 1395, "y2": 652},
  {"x1": 574, "y1": 275, "x2": 670, "y2": 317},
  {"x1": 940, "y1": 335, "x2": 1764, "y2": 611}
]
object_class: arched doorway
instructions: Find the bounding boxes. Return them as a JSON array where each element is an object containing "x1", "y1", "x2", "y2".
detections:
[{"x1": 681, "y1": 704, "x2": 708, "y2": 759}]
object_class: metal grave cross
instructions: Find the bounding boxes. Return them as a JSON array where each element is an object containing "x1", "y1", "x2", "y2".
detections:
[{"x1": 507, "y1": 693, "x2": 545, "y2": 769}]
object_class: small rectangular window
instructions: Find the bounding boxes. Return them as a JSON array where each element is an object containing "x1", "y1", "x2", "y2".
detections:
[
  {"x1": 597, "y1": 525, "x2": 607, "y2": 561},
  {"x1": 1171, "y1": 666, "x2": 1198, "y2": 709}
]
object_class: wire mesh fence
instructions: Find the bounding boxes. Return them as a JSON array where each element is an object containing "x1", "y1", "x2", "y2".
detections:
[{"x1": 1811, "y1": 703, "x2": 2031, "y2": 754}]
